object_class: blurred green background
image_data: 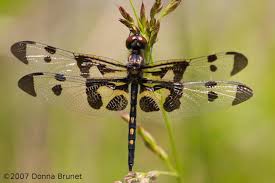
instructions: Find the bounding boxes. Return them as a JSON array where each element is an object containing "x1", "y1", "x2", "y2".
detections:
[{"x1": 0, "y1": 0, "x2": 274, "y2": 182}]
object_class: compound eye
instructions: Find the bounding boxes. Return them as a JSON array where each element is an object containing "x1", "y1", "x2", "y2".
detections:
[
  {"x1": 126, "y1": 35, "x2": 135, "y2": 49},
  {"x1": 138, "y1": 36, "x2": 147, "y2": 49},
  {"x1": 126, "y1": 34, "x2": 148, "y2": 50}
]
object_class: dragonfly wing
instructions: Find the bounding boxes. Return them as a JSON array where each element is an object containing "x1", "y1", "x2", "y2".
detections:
[
  {"x1": 143, "y1": 52, "x2": 248, "y2": 82},
  {"x1": 137, "y1": 79, "x2": 253, "y2": 120},
  {"x1": 18, "y1": 72, "x2": 130, "y2": 116},
  {"x1": 11, "y1": 41, "x2": 128, "y2": 79}
]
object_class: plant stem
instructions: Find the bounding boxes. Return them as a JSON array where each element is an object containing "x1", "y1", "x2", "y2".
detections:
[
  {"x1": 160, "y1": 108, "x2": 183, "y2": 183},
  {"x1": 164, "y1": 155, "x2": 177, "y2": 173},
  {"x1": 157, "y1": 171, "x2": 178, "y2": 177},
  {"x1": 145, "y1": 21, "x2": 181, "y2": 182},
  {"x1": 144, "y1": 46, "x2": 154, "y2": 65},
  {"x1": 149, "y1": 47, "x2": 154, "y2": 65},
  {"x1": 129, "y1": 0, "x2": 144, "y2": 33}
]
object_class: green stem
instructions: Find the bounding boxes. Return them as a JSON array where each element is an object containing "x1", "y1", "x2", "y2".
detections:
[
  {"x1": 149, "y1": 47, "x2": 154, "y2": 65},
  {"x1": 138, "y1": 170, "x2": 179, "y2": 179},
  {"x1": 164, "y1": 156, "x2": 177, "y2": 173},
  {"x1": 146, "y1": 27, "x2": 181, "y2": 182},
  {"x1": 144, "y1": 46, "x2": 154, "y2": 65},
  {"x1": 129, "y1": 0, "x2": 144, "y2": 33},
  {"x1": 156, "y1": 171, "x2": 179, "y2": 177},
  {"x1": 160, "y1": 108, "x2": 183, "y2": 183}
]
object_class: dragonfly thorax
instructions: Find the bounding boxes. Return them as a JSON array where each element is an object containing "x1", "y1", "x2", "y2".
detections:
[
  {"x1": 126, "y1": 34, "x2": 147, "y2": 76},
  {"x1": 127, "y1": 53, "x2": 143, "y2": 76}
]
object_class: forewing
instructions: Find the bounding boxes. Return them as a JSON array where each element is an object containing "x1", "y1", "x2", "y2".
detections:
[
  {"x1": 18, "y1": 72, "x2": 130, "y2": 115},
  {"x1": 138, "y1": 79, "x2": 253, "y2": 119},
  {"x1": 143, "y1": 52, "x2": 248, "y2": 82},
  {"x1": 10, "y1": 41, "x2": 128, "y2": 79}
]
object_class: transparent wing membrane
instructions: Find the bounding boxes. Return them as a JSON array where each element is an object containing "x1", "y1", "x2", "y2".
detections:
[
  {"x1": 11, "y1": 41, "x2": 253, "y2": 119},
  {"x1": 143, "y1": 52, "x2": 248, "y2": 82},
  {"x1": 17, "y1": 72, "x2": 130, "y2": 116},
  {"x1": 137, "y1": 79, "x2": 253, "y2": 119},
  {"x1": 11, "y1": 41, "x2": 128, "y2": 78}
]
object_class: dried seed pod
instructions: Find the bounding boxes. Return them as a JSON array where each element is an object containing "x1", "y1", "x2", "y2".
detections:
[
  {"x1": 150, "y1": 0, "x2": 163, "y2": 19},
  {"x1": 161, "y1": 0, "x2": 182, "y2": 18},
  {"x1": 119, "y1": 6, "x2": 134, "y2": 23},
  {"x1": 140, "y1": 2, "x2": 148, "y2": 31},
  {"x1": 149, "y1": 20, "x2": 160, "y2": 47}
]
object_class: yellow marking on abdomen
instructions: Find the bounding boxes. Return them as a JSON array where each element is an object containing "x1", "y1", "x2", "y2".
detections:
[{"x1": 130, "y1": 128, "x2": 135, "y2": 135}]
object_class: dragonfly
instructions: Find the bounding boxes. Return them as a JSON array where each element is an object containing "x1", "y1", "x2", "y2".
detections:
[{"x1": 10, "y1": 34, "x2": 253, "y2": 171}]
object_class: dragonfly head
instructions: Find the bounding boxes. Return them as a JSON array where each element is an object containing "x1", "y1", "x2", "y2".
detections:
[{"x1": 126, "y1": 34, "x2": 147, "y2": 51}]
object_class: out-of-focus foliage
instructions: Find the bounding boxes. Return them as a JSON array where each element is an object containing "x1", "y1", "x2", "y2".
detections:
[
  {"x1": 0, "y1": 0, "x2": 31, "y2": 15},
  {"x1": 0, "y1": 0, "x2": 274, "y2": 183}
]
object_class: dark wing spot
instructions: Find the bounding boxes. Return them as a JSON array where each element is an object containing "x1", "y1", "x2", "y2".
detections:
[
  {"x1": 226, "y1": 52, "x2": 248, "y2": 76},
  {"x1": 173, "y1": 61, "x2": 189, "y2": 82},
  {"x1": 163, "y1": 86, "x2": 183, "y2": 112},
  {"x1": 139, "y1": 84, "x2": 154, "y2": 94},
  {"x1": 18, "y1": 72, "x2": 44, "y2": 97},
  {"x1": 208, "y1": 91, "x2": 218, "y2": 102},
  {"x1": 163, "y1": 95, "x2": 181, "y2": 112},
  {"x1": 97, "y1": 64, "x2": 120, "y2": 75},
  {"x1": 52, "y1": 85, "x2": 62, "y2": 96},
  {"x1": 10, "y1": 41, "x2": 35, "y2": 64},
  {"x1": 210, "y1": 65, "x2": 217, "y2": 72},
  {"x1": 232, "y1": 84, "x2": 253, "y2": 105},
  {"x1": 44, "y1": 56, "x2": 52, "y2": 63},
  {"x1": 87, "y1": 93, "x2": 102, "y2": 109},
  {"x1": 86, "y1": 82, "x2": 103, "y2": 109},
  {"x1": 149, "y1": 68, "x2": 169, "y2": 78},
  {"x1": 55, "y1": 74, "x2": 66, "y2": 82},
  {"x1": 106, "y1": 95, "x2": 128, "y2": 111},
  {"x1": 75, "y1": 55, "x2": 93, "y2": 78},
  {"x1": 45, "y1": 46, "x2": 56, "y2": 54},
  {"x1": 139, "y1": 84, "x2": 163, "y2": 94},
  {"x1": 207, "y1": 54, "x2": 218, "y2": 62},
  {"x1": 205, "y1": 81, "x2": 217, "y2": 88},
  {"x1": 114, "y1": 84, "x2": 129, "y2": 93},
  {"x1": 139, "y1": 96, "x2": 160, "y2": 112}
]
